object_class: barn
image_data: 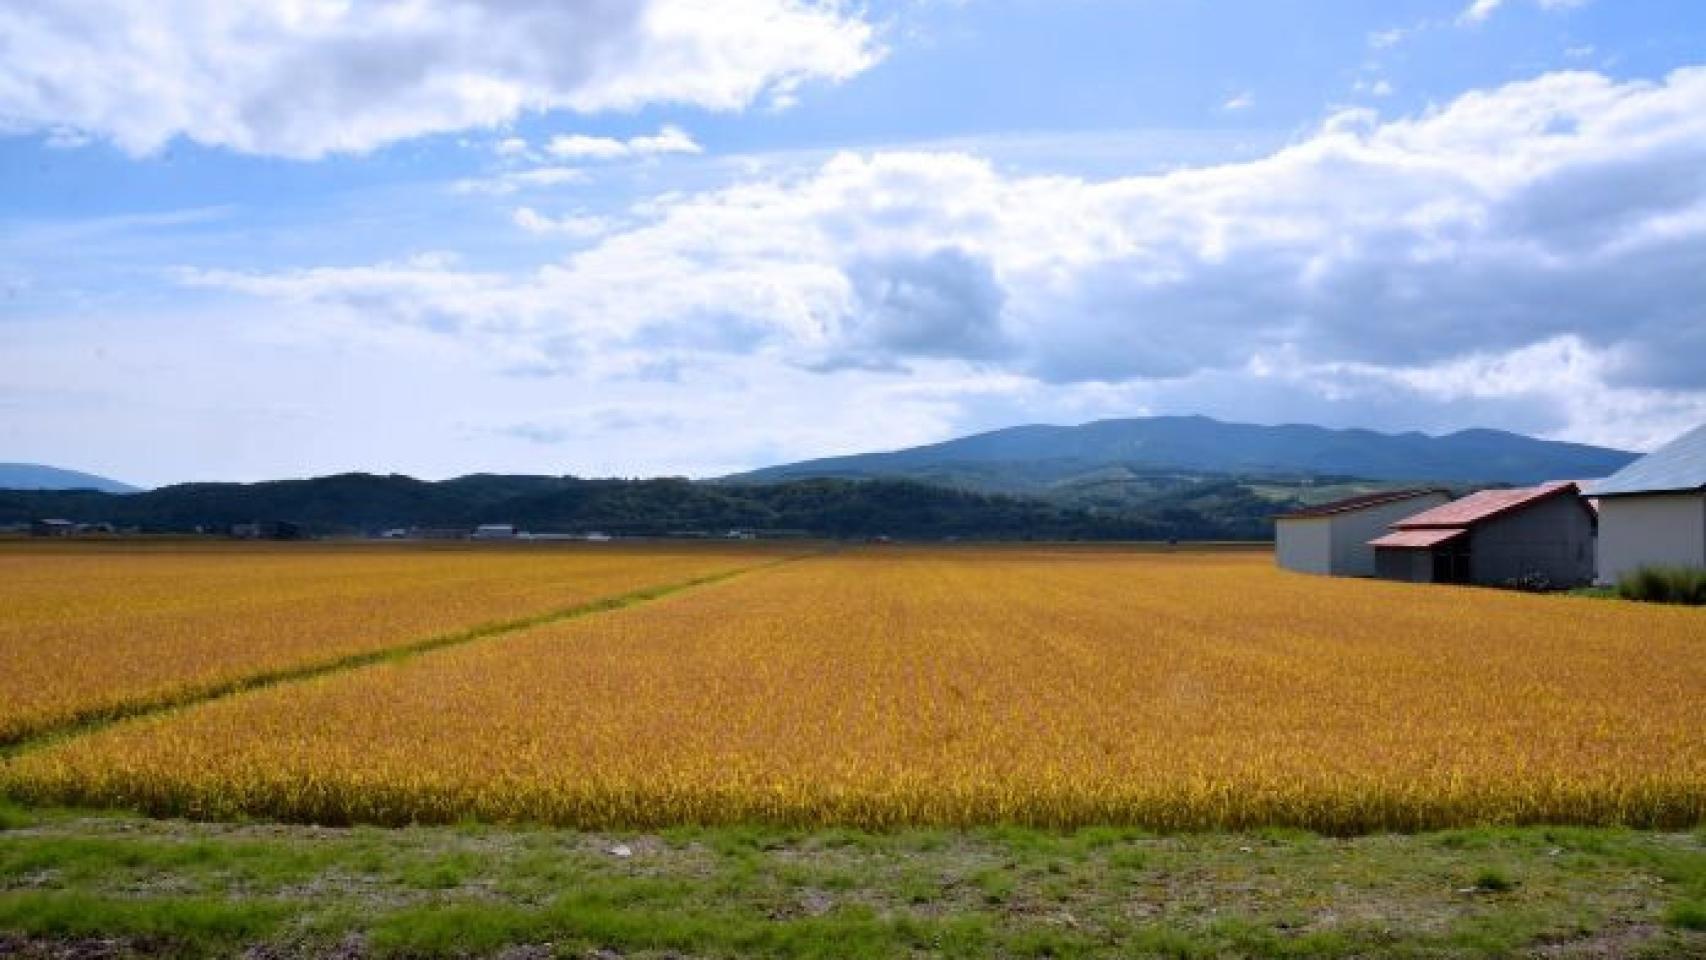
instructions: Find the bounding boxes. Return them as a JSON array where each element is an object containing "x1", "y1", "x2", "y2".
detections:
[
  {"x1": 1588, "y1": 423, "x2": 1706, "y2": 584},
  {"x1": 1369, "y1": 481, "x2": 1596, "y2": 587},
  {"x1": 1274, "y1": 489, "x2": 1451, "y2": 576}
]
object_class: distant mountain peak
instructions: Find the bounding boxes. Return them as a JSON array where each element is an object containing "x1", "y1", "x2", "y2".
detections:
[
  {"x1": 0, "y1": 463, "x2": 140, "y2": 494},
  {"x1": 726, "y1": 416, "x2": 1636, "y2": 487}
]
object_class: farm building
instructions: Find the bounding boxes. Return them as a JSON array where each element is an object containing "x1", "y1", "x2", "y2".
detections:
[
  {"x1": 29, "y1": 518, "x2": 75, "y2": 537},
  {"x1": 1369, "y1": 481, "x2": 1596, "y2": 587},
  {"x1": 472, "y1": 523, "x2": 517, "y2": 540},
  {"x1": 1588, "y1": 423, "x2": 1706, "y2": 584},
  {"x1": 1274, "y1": 489, "x2": 1451, "y2": 576}
]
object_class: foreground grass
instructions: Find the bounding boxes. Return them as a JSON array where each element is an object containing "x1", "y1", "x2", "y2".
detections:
[{"x1": 0, "y1": 804, "x2": 1702, "y2": 958}]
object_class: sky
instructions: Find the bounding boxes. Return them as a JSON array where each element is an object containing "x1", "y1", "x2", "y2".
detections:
[{"x1": 2, "y1": 0, "x2": 1705, "y2": 487}]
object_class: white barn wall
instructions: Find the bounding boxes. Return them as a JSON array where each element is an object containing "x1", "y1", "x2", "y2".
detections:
[
  {"x1": 1276, "y1": 518, "x2": 1331, "y2": 574},
  {"x1": 1595, "y1": 493, "x2": 1706, "y2": 585},
  {"x1": 1276, "y1": 492, "x2": 1450, "y2": 577},
  {"x1": 1327, "y1": 493, "x2": 1450, "y2": 576}
]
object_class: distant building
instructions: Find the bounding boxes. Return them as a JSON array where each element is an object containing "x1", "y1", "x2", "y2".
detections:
[
  {"x1": 415, "y1": 527, "x2": 473, "y2": 540},
  {"x1": 1273, "y1": 489, "x2": 1451, "y2": 577},
  {"x1": 229, "y1": 520, "x2": 305, "y2": 541},
  {"x1": 30, "y1": 518, "x2": 76, "y2": 537},
  {"x1": 1370, "y1": 482, "x2": 1596, "y2": 587},
  {"x1": 1587, "y1": 423, "x2": 1706, "y2": 585},
  {"x1": 472, "y1": 523, "x2": 517, "y2": 540}
]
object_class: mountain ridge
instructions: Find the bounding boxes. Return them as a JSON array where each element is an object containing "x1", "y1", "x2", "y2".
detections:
[{"x1": 724, "y1": 416, "x2": 1636, "y2": 487}]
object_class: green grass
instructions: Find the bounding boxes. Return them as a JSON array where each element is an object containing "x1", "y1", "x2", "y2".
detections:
[
  {"x1": 1472, "y1": 865, "x2": 1519, "y2": 892},
  {"x1": 0, "y1": 800, "x2": 31, "y2": 831},
  {"x1": 1669, "y1": 900, "x2": 1706, "y2": 931},
  {"x1": 0, "y1": 891, "x2": 288, "y2": 950},
  {"x1": 0, "y1": 812, "x2": 1703, "y2": 957}
]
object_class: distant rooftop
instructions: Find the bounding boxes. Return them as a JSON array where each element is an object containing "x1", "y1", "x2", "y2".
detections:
[
  {"x1": 1391, "y1": 481, "x2": 1580, "y2": 529},
  {"x1": 1275, "y1": 488, "x2": 1447, "y2": 520},
  {"x1": 1587, "y1": 423, "x2": 1706, "y2": 497}
]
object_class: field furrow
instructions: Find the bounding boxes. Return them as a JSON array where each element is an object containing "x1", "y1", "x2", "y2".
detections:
[{"x1": 5, "y1": 546, "x2": 1701, "y2": 831}]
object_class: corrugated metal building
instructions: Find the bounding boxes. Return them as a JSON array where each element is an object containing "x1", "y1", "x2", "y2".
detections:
[
  {"x1": 1274, "y1": 489, "x2": 1451, "y2": 576},
  {"x1": 1588, "y1": 423, "x2": 1706, "y2": 584},
  {"x1": 1370, "y1": 481, "x2": 1596, "y2": 587}
]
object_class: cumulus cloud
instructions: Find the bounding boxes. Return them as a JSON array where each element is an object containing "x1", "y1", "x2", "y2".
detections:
[
  {"x1": 0, "y1": 0, "x2": 878, "y2": 158},
  {"x1": 183, "y1": 67, "x2": 1706, "y2": 448}
]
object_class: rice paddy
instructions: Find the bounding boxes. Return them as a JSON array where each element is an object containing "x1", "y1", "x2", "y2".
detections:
[
  {"x1": 0, "y1": 541, "x2": 787, "y2": 745},
  {"x1": 4, "y1": 544, "x2": 1701, "y2": 832}
]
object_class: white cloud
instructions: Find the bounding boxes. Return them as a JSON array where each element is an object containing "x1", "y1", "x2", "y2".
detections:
[
  {"x1": 1459, "y1": 0, "x2": 1505, "y2": 23},
  {"x1": 512, "y1": 207, "x2": 613, "y2": 238},
  {"x1": 1355, "y1": 79, "x2": 1396, "y2": 98},
  {"x1": 1221, "y1": 92, "x2": 1255, "y2": 112},
  {"x1": 453, "y1": 166, "x2": 588, "y2": 195},
  {"x1": 546, "y1": 135, "x2": 633, "y2": 162},
  {"x1": 546, "y1": 125, "x2": 702, "y2": 161},
  {"x1": 629, "y1": 125, "x2": 703, "y2": 156},
  {"x1": 1369, "y1": 26, "x2": 1414, "y2": 49},
  {"x1": 0, "y1": 0, "x2": 879, "y2": 158},
  {"x1": 182, "y1": 67, "x2": 1706, "y2": 452},
  {"x1": 1460, "y1": 0, "x2": 1589, "y2": 25}
]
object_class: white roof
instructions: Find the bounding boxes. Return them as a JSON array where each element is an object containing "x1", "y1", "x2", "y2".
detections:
[{"x1": 1588, "y1": 423, "x2": 1706, "y2": 497}]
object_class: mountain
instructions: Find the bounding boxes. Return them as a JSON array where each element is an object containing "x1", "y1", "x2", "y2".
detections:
[
  {"x1": 0, "y1": 463, "x2": 139, "y2": 494},
  {"x1": 725, "y1": 416, "x2": 1638, "y2": 488}
]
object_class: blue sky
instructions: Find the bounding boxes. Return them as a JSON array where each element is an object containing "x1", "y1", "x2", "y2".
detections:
[{"x1": 3, "y1": 0, "x2": 1705, "y2": 486}]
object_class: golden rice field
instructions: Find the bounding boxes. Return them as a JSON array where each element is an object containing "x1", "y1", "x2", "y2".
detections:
[
  {"x1": 0, "y1": 541, "x2": 789, "y2": 744},
  {"x1": 4, "y1": 545, "x2": 1702, "y2": 832}
]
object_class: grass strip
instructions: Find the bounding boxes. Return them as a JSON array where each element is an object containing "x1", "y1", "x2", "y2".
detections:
[{"x1": 1, "y1": 818, "x2": 1702, "y2": 958}]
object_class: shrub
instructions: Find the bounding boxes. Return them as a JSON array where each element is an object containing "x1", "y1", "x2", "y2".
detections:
[{"x1": 1616, "y1": 566, "x2": 1706, "y2": 606}]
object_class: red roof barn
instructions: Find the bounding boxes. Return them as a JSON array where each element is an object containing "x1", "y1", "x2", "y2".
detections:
[{"x1": 1369, "y1": 481, "x2": 1596, "y2": 587}]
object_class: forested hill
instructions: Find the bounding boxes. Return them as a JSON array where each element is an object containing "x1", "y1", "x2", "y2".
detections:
[{"x1": 0, "y1": 473, "x2": 1278, "y2": 541}]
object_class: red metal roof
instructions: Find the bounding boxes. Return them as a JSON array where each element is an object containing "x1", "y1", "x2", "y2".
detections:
[
  {"x1": 1389, "y1": 481, "x2": 1581, "y2": 529},
  {"x1": 1369, "y1": 528, "x2": 1466, "y2": 549},
  {"x1": 1275, "y1": 488, "x2": 1448, "y2": 520}
]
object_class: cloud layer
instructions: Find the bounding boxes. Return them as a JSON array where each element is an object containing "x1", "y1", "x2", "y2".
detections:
[
  {"x1": 0, "y1": 0, "x2": 878, "y2": 158},
  {"x1": 172, "y1": 67, "x2": 1706, "y2": 455}
]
